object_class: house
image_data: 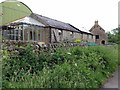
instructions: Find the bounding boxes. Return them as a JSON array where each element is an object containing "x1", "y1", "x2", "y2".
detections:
[
  {"x1": 1, "y1": 0, "x2": 96, "y2": 45},
  {"x1": 89, "y1": 21, "x2": 107, "y2": 45}
]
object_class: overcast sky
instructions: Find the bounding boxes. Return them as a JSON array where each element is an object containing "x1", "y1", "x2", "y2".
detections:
[{"x1": 0, "y1": 0, "x2": 119, "y2": 32}]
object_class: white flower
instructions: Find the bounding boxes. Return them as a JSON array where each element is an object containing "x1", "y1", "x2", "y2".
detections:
[
  {"x1": 51, "y1": 53, "x2": 54, "y2": 55},
  {"x1": 67, "y1": 52, "x2": 71, "y2": 55},
  {"x1": 3, "y1": 56, "x2": 6, "y2": 58},
  {"x1": 75, "y1": 63, "x2": 77, "y2": 66}
]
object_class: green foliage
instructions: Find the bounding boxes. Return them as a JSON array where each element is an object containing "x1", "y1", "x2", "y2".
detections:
[
  {"x1": 2, "y1": 45, "x2": 48, "y2": 82},
  {"x1": 107, "y1": 27, "x2": 120, "y2": 44},
  {"x1": 2, "y1": 45, "x2": 118, "y2": 88}
]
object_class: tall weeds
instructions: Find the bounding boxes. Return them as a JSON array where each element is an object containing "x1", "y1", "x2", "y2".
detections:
[{"x1": 2, "y1": 45, "x2": 118, "y2": 88}]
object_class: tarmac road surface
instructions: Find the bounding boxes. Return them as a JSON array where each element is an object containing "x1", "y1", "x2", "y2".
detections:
[{"x1": 101, "y1": 66, "x2": 119, "y2": 89}]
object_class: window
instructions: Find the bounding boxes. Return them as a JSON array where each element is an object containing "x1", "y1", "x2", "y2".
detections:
[
  {"x1": 58, "y1": 30, "x2": 62, "y2": 35},
  {"x1": 38, "y1": 33, "x2": 40, "y2": 41},
  {"x1": 91, "y1": 35, "x2": 93, "y2": 39},
  {"x1": 96, "y1": 35, "x2": 99, "y2": 39},
  {"x1": 15, "y1": 30, "x2": 19, "y2": 40},
  {"x1": 30, "y1": 31, "x2": 32, "y2": 40},
  {"x1": 58, "y1": 30, "x2": 63, "y2": 42},
  {"x1": 70, "y1": 32, "x2": 74, "y2": 38},
  {"x1": 34, "y1": 31, "x2": 36, "y2": 41},
  {"x1": 87, "y1": 34, "x2": 89, "y2": 39},
  {"x1": 81, "y1": 33, "x2": 83, "y2": 38}
]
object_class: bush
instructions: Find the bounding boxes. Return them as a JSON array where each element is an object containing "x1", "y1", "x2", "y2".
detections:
[
  {"x1": 2, "y1": 45, "x2": 118, "y2": 88},
  {"x1": 74, "y1": 39, "x2": 81, "y2": 43},
  {"x1": 2, "y1": 45, "x2": 48, "y2": 82}
]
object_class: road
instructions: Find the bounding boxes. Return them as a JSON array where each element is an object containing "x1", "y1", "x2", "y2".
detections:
[{"x1": 101, "y1": 67, "x2": 119, "y2": 89}]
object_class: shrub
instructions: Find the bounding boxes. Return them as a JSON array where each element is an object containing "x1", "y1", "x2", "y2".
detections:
[
  {"x1": 74, "y1": 39, "x2": 81, "y2": 43},
  {"x1": 2, "y1": 45, "x2": 48, "y2": 82},
  {"x1": 2, "y1": 45, "x2": 118, "y2": 88}
]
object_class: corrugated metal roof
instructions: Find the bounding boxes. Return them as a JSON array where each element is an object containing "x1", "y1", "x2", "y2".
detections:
[{"x1": 33, "y1": 13, "x2": 80, "y2": 32}]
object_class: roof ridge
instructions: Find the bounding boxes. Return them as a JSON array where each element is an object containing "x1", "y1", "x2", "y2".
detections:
[
  {"x1": 89, "y1": 23, "x2": 105, "y2": 32},
  {"x1": 32, "y1": 13, "x2": 82, "y2": 33},
  {"x1": 34, "y1": 13, "x2": 69, "y2": 24}
]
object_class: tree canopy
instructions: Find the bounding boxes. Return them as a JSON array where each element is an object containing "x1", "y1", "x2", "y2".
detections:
[{"x1": 106, "y1": 27, "x2": 120, "y2": 44}]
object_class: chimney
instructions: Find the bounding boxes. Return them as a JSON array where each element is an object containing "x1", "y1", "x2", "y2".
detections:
[{"x1": 95, "y1": 20, "x2": 98, "y2": 25}]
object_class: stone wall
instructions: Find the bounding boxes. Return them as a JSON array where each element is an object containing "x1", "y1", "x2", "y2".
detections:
[
  {"x1": 51, "y1": 28, "x2": 82, "y2": 43},
  {"x1": 81, "y1": 33, "x2": 95, "y2": 42}
]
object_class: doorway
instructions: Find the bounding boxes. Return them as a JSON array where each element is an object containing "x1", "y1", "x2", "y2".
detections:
[{"x1": 101, "y1": 40, "x2": 105, "y2": 45}]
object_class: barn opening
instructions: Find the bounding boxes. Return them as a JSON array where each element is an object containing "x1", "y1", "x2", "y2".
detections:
[{"x1": 101, "y1": 40, "x2": 105, "y2": 45}]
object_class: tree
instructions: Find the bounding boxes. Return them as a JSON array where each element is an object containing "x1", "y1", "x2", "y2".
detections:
[{"x1": 106, "y1": 27, "x2": 120, "y2": 44}]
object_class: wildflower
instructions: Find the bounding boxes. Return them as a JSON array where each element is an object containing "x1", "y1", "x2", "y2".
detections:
[
  {"x1": 51, "y1": 53, "x2": 54, "y2": 55},
  {"x1": 3, "y1": 55, "x2": 6, "y2": 59},
  {"x1": 75, "y1": 63, "x2": 77, "y2": 66},
  {"x1": 67, "y1": 52, "x2": 71, "y2": 55}
]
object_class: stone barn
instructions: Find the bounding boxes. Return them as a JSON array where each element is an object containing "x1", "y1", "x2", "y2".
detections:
[
  {"x1": 89, "y1": 21, "x2": 107, "y2": 45},
  {"x1": 30, "y1": 13, "x2": 82, "y2": 43}
]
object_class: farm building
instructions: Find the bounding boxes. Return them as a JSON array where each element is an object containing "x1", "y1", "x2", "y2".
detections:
[
  {"x1": 30, "y1": 13, "x2": 95, "y2": 44},
  {"x1": 0, "y1": 0, "x2": 96, "y2": 45},
  {"x1": 89, "y1": 21, "x2": 107, "y2": 45}
]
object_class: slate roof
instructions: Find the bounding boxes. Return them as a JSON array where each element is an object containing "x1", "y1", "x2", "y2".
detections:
[
  {"x1": 78, "y1": 27, "x2": 93, "y2": 35},
  {"x1": 69, "y1": 24, "x2": 93, "y2": 35},
  {"x1": 89, "y1": 22, "x2": 105, "y2": 32},
  {"x1": 32, "y1": 13, "x2": 80, "y2": 32}
]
